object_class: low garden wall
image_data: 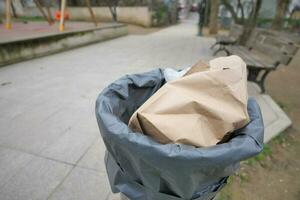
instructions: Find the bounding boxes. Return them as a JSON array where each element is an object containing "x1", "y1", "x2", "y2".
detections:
[
  {"x1": 23, "y1": 6, "x2": 152, "y2": 27},
  {"x1": 0, "y1": 24, "x2": 128, "y2": 66}
]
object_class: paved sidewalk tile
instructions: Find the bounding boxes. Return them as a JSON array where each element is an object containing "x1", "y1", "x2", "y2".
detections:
[
  {"x1": 40, "y1": 124, "x2": 98, "y2": 165},
  {"x1": 48, "y1": 167, "x2": 111, "y2": 200},
  {"x1": 0, "y1": 156, "x2": 72, "y2": 200},
  {"x1": 77, "y1": 137, "x2": 106, "y2": 173},
  {"x1": 0, "y1": 147, "x2": 34, "y2": 189}
]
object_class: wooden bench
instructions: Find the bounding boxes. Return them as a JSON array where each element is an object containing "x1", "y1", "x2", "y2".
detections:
[
  {"x1": 211, "y1": 24, "x2": 243, "y2": 55},
  {"x1": 223, "y1": 33, "x2": 298, "y2": 93}
]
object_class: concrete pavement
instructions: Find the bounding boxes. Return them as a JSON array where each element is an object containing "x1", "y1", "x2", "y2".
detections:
[{"x1": 0, "y1": 19, "x2": 291, "y2": 200}]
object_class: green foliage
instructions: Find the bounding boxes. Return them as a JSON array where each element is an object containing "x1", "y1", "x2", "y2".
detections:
[
  {"x1": 277, "y1": 101, "x2": 286, "y2": 109},
  {"x1": 256, "y1": 18, "x2": 273, "y2": 27},
  {"x1": 68, "y1": 0, "x2": 148, "y2": 7},
  {"x1": 18, "y1": 16, "x2": 45, "y2": 22},
  {"x1": 243, "y1": 157, "x2": 256, "y2": 166},
  {"x1": 284, "y1": 18, "x2": 300, "y2": 27},
  {"x1": 152, "y1": 4, "x2": 168, "y2": 26},
  {"x1": 218, "y1": 177, "x2": 233, "y2": 200},
  {"x1": 227, "y1": 176, "x2": 233, "y2": 185},
  {"x1": 273, "y1": 133, "x2": 288, "y2": 145},
  {"x1": 238, "y1": 172, "x2": 249, "y2": 183},
  {"x1": 218, "y1": 191, "x2": 232, "y2": 200},
  {"x1": 245, "y1": 144, "x2": 272, "y2": 166},
  {"x1": 257, "y1": 144, "x2": 272, "y2": 160},
  {"x1": 257, "y1": 17, "x2": 300, "y2": 28}
]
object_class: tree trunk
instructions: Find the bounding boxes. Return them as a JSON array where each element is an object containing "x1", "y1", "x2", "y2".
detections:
[
  {"x1": 272, "y1": 0, "x2": 290, "y2": 30},
  {"x1": 11, "y1": 1, "x2": 18, "y2": 18},
  {"x1": 221, "y1": 0, "x2": 241, "y2": 24},
  {"x1": 204, "y1": 0, "x2": 210, "y2": 26},
  {"x1": 33, "y1": 0, "x2": 52, "y2": 25},
  {"x1": 112, "y1": 7, "x2": 117, "y2": 21},
  {"x1": 221, "y1": 0, "x2": 263, "y2": 44},
  {"x1": 209, "y1": 0, "x2": 219, "y2": 34},
  {"x1": 239, "y1": 0, "x2": 262, "y2": 45},
  {"x1": 85, "y1": 0, "x2": 98, "y2": 26},
  {"x1": 102, "y1": 0, "x2": 118, "y2": 22},
  {"x1": 236, "y1": 0, "x2": 244, "y2": 24}
]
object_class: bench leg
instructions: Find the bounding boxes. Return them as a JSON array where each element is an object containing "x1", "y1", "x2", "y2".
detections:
[
  {"x1": 210, "y1": 41, "x2": 218, "y2": 49},
  {"x1": 258, "y1": 70, "x2": 271, "y2": 93},
  {"x1": 213, "y1": 44, "x2": 230, "y2": 56},
  {"x1": 248, "y1": 68, "x2": 271, "y2": 93}
]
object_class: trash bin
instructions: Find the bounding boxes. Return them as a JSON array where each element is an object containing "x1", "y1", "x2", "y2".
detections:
[{"x1": 95, "y1": 69, "x2": 264, "y2": 200}]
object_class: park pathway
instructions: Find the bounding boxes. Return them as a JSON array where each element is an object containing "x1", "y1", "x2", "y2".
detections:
[{"x1": 0, "y1": 18, "x2": 290, "y2": 200}]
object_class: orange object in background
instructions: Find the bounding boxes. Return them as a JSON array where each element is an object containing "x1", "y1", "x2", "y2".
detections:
[{"x1": 55, "y1": 10, "x2": 69, "y2": 21}]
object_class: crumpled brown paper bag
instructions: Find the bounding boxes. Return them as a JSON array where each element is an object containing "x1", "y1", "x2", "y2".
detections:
[{"x1": 128, "y1": 55, "x2": 249, "y2": 147}]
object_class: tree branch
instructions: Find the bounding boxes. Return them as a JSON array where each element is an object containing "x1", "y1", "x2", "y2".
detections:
[
  {"x1": 101, "y1": 0, "x2": 118, "y2": 21},
  {"x1": 237, "y1": 0, "x2": 244, "y2": 24},
  {"x1": 221, "y1": 0, "x2": 241, "y2": 24}
]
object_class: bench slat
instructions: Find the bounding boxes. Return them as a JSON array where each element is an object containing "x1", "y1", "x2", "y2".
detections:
[{"x1": 226, "y1": 46, "x2": 274, "y2": 69}]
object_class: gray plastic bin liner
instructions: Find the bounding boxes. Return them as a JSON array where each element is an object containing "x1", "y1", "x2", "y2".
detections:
[{"x1": 95, "y1": 69, "x2": 264, "y2": 200}]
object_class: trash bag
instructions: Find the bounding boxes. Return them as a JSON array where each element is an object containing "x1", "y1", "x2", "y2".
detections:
[
  {"x1": 95, "y1": 69, "x2": 264, "y2": 200},
  {"x1": 129, "y1": 56, "x2": 249, "y2": 147}
]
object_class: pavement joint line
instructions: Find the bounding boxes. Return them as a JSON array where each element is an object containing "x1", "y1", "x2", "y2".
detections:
[
  {"x1": 75, "y1": 165, "x2": 108, "y2": 174},
  {"x1": 0, "y1": 123, "x2": 72, "y2": 164},
  {"x1": 0, "y1": 143, "x2": 108, "y2": 175},
  {"x1": 0, "y1": 144, "x2": 76, "y2": 167},
  {"x1": 75, "y1": 163, "x2": 107, "y2": 174},
  {"x1": 45, "y1": 136, "x2": 101, "y2": 200},
  {"x1": 46, "y1": 165, "x2": 76, "y2": 200},
  {"x1": 0, "y1": 145, "x2": 75, "y2": 197},
  {"x1": 37, "y1": 126, "x2": 73, "y2": 157},
  {"x1": 36, "y1": 103, "x2": 99, "y2": 156},
  {"x1": 0, "y1": 147, "x2": 36, "y2": 192},
  {"x1": 75, "y1": 137, "x2": 99, "y2": 165},
  {"x1": 2, "y1": 101, "x2": 96, "y2": 160},
  {"x1": 73, "y1": 135, "x2": 99, "y2": 166}
]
